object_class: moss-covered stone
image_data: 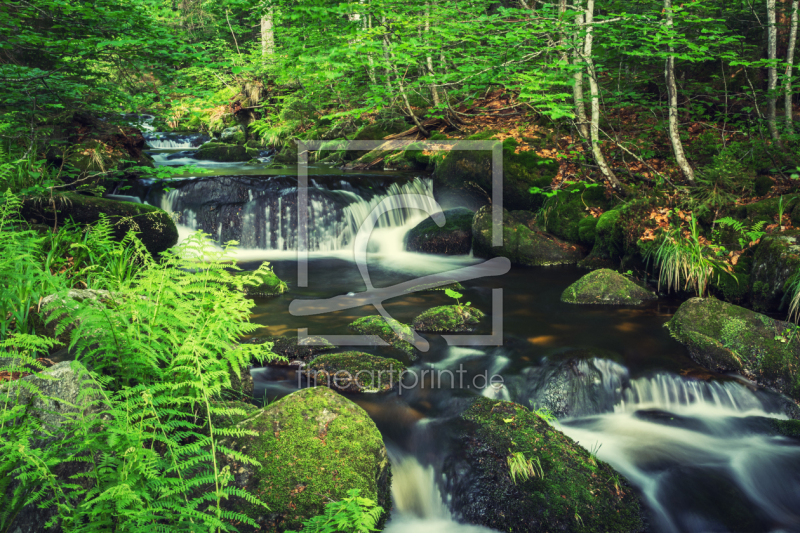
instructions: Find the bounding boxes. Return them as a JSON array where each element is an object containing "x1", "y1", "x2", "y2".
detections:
[
  {"x1": 710, "y1": 271, "x2": 751, "y2": 304},
  {"x1": 412, "y1": 305, "x2": 485, "y2": 332},
  {"x1": 403, "y1": 280, "x2": 465, "y2": 293},
  {"x1": 749, "y1": 231, "x2": 800, "y2": 313},
  {"x1": 304, "y1": 352, "x2": 406, "y2": 392},
  {"x1": 765, "y1": 417, "x2": 800, "y2": 437},
  {"x1": 443, "y1": 397, "x2": 646, "y2": 533},
  {"x1": 348, "y1": 316, "x2": 417, "y2": 358},
  {"x1": 579, "y1": 209, "x2": 625, "y2": 269},
  {"x1": 472, "y1": 205, "x2": 586, "y2": 266},
  {"x1": 732, "y1": 196, "x2": 800, "y2": 227},
  {"x1": 195, "y1": 141, "x2": 250, "y2": 162},
  {"x1": 433, "y1": 138, "x2": 558, "y2": 211},
  {"x1": 539, "y1": 185, "x2": 610, "y2": 245},
  {"x1": 219, "y1": 386, "x2": 392, "y2": 531},
  {"x1": 236, "y1": 262, "x2": 288, "y2": 297},
  {"x1": 246, "y1": 335, "x2": 334, "y2": 366},
  {"x1": 668, "y1": 297, "x2": 800, "y2": 400},
  {"x1": 206, "y1": 400, "x2": 259, "y2": 431},
  {"x1": 220, "y1": 126, "x2": 246, "y2": 145},
  {"x1": 273, "y1": 141, "x2": 299, "y2": 164},
  {"x1": 20, "y1": 193, "x2": 178, "y2": 257},
  {"x1": 561, "y1": 269, "x2": 656, "y2": 305},
  {"x1": 406, "y1": 208, "x2": 473, "y2": 255},
  {"x1": 345, "y1": 120, "x2": 409, "y2": 160}
]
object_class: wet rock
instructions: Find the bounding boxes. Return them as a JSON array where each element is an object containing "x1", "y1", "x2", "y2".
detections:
[
  {"x1": 537, "y1": 184, "x2": 611, "y2": 245},
  {"x1": 561, "y1": 269, "x2": 656, "y2": 305},
  {"x1": 349, "y1": 315, "x2": 417, "y2": 358},
  {"x1": 523, "y1": 353, "x2": 628, "y2": 418},
  {"x1": 749, "y1": 230, "x2": 800, "y2": 313},
  {"x1": 20, "y1": 193, "x2": 178, "y2": 258},
  {"x1": 234, "y1": 262, "x2": 288, "y2": 297},
  {"x1": 472, "y1": 205, "x2": 586, "y2": 266},
  {"x1": 403, "y1": 280, "x2": 465, "y2": 293},
  {"x1": 273, "y1": 141, "x2": 298, "y2": 164},
  {"x1": 303, "y1": 352, "x2": 406, "y2": 392},
  {"x1": 432, "y1": 137, "x2": 557, "y2": 211},
  {"x1": 668, "y1": 298, "x2": 800, "y2": 401},
  {"x1": 412, "y1": 305, "x2": 485, "y2": 333},
  {"x1": 196, "y1": 141, "x2": 249, "y2": 162},
  {"x1": 246, "y1": 335, "x2": 334, "y2": 366},
  {"x1": 442, "y1": 397, "x2": 647, "y2": 533},
  {"x1": 579, "y1": 209, "x2": 625, "y2": 269},
  {"x1": 228, "y1": 366, "x2": 254, "y2": 401},
  {"x1": 219, "y1": 386, "x2": 392, "y2": 532},
  {"x1": 406, "y1": 208, "x2": 474, "y2": 255}
]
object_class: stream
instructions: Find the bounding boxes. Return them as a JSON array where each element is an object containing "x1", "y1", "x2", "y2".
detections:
[{"x1": 128, "y1": 128, "x2": 800, "y2": 533}]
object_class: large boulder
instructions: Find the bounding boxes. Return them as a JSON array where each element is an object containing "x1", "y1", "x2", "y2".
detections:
[
  {"x1": 749, "y1": 230, "x2": 800, "y2": 313},
  {"x1": 412, "y1": 305, "x2": 485, "y2": 333},
  {"x1": 405, "y1": 208, "x2": 474, "y2": 255},
  {"x1": 219, "y1": 386, "x2": 392, "y2": 532},
  {"x1": 20, "y1": 193, "x2": 178, "y2": 258},
  {"x1": 1, "y1": 361, "x2": 98, "y2": 533},
  {"x1": 561, "y1": 269, "x2": 656, "y2": 305},
  {"x1": 668, "y1": 298, "x2": 800, "y2": 400},
  {"x1": 579, "y1": 209, "x2": 626, "y2": 269},
  {"x1": 195, "y1": 141, "x2": 249, "y2": 162},
  {"x1": 432, "y1": 137, "x2": 557, "y2": 211},
  {"x1": 537, "y1": 184, "x2": 611, "y2": 246},
  {"x1": 442, "y1": 397, "x2": 647, "y2": 532},
  {"x1": 303, "y1": 352, "x2": 406, "y2": 393},
  {"x1": 349, "y1": 316, "x2": 417, "y2": 358},
  {"x1": 220, "y1": 126, "x2": 246, "y2": 145},
  {"x1": 472, "y1": 205, "x2": 586, "y2": 266}
]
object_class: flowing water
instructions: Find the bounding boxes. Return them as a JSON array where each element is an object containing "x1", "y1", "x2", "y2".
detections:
[{"x1": 132, "y1": 132, "x2": 800, "y2": 533}]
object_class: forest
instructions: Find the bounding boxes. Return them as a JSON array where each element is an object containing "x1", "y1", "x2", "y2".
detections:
[{"x1": 2, "y1": 0, "x2": 800, "y2": 531}]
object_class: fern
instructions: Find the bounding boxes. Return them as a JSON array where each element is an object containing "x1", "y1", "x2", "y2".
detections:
[
  {"x1": 715, "y1": 217, "x2": 766, "y2": 249},
  {"x1": 285, "y1": 489, "x2": 384, "y2": 533}
]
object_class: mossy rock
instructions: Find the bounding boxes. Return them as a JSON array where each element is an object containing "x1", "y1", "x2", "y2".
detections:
[
  {"x1": 304, "y1": 352, "x2": 406, "y2": 392},
  {"x1": 20, "y1": 193, "x2": 178, "y2": 257},
  {"x1": 561, "y1": 269, "x2": 656, "y2": 305},
  {"x1": 345, "y1": 120, "x2": 409, "y2": 160},
  {"x1": 384, "y1": 147, "x2": 428, "y2": 171},
  {"x1": 236, "y1": 262, "x2": 288, "y2": 297},
  {"x1": 472, "y1": 205, "x2": 586, "y2": 266},
  {"x1": 219, "y1": 386, "x2": 392, "y2": 531},
  {"x1": 731, "y1": 196, "x2": 800, "y2": 227},
  {"x1": 539, "y1": 185, "x2": 611, "y2": 245},
  {"x1": 433, "y1": 138, "x2": 557, "y2": 211},
  {"x1": 442, "y1": 397, "x2": 647, "y2": 532},
  {"x1": 406, "y1": 208, "x2": 474, "y2": 255},
  {"x1": 412, "y1": 305, "x2": 485, "y2": 332},
  {"x1": 220, "y1": 126, "x2": 246, "y2": 145},
  {"x1": 668, "y1": 297, "x2": 800, "y2": 400},
  {"x1": 246, "y1": 335, "x2": 334, "y2": 366},
  {"x1": 348, "y1": 316, "x2": 416, "y2": 358},
  {"x1": 68, "y1": 139, "x2": 125, "y2": 174},
  {"x1": 749, "y1": 231, "x2": 800, "y2": 313},
  {"x1": 709, "y1": 271, "x2": 751, "y2": 305},
  {"x1": 579, "y1": 209, "x2": 625, "y2": 269},
  {"x1": 273, "y1": 141, "x2": 299, "y2": 164},
  {"x1": 205, "y1": 400, "x2": 259, "y2": 432},
  {"x1": 763, "y1": 417, "x2": 800, "y2": 437},
  {"x1": 403, "y1": 280, "x2": 465, "y2": 293},
  {"x1": 195, "y1": 141, "x2": 249, "y2": 162}
]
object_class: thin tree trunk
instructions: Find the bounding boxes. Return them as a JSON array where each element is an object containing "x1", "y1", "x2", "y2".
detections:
[
  {"x1": 785, "y1": 0, "x2": 799, "y2": 134},
  {"x1": 366, "y1": 14, "x2": 378, "y2": 85},
  {"x1": 425, "y1": 2, "x2": 441, "y2": 106},
  {"x1": 573, "y1": 6, "x2": 589, "y2": 140},
  {"x1": 260, "y1": 8, "x2": 275, "y2": 60},
  {"x1": 664, "y1": 0, "x2": 695, "y2": 183},
  {"x1": 383, "y1": 33, "x2": 429, "y2": 135},
  {"x1": 584, "y1": 0, "x2": 624, "y2": 191},
  {"x1": 767, "y1": 0, "x2": 780, "y2": 141}
]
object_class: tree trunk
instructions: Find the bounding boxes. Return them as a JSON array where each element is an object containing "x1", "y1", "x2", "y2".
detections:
[
  {"x1": 573, "y1": 5, "x2": 589, "y2": 140},
  {"x1": 425, "y1": 2, "x2": 441, "y2": 106},
  {"x1": 584, "y1": 0, "x2": 624, "y2": 191},
  {"x1": 383, "y1": 34, "x2": 429, "y2": 136},
  {"x1": 767, "y1": 0, "x2": 780, "y2": 141},
  {"x1": 786, "y1": 0, "x2": 799, "y2": 134},
  {"x1": 260, "y1": 8, "x2": 275, "y2": 60},
  {"x1": 664, "y1": 0, "x2": 695, "y2": 183}
]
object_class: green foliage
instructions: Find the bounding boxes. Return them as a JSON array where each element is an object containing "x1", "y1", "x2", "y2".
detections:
[
  {"x1": 507, "y1": 451, "x2": 544, "y2": 484},
  {"x1": 714, "y1": 217, "x2": 767, "y2": 249},
  {"x1": 0, "y1": 190, "x2": 280, "y2": 531},
  {"x1": 692, "y1": 152, "x2": 752, "y2": 218},
  {"x1": 285, "y1": 489, "x2": 384, "y2": 533},
  {"x1": 645, "y1": 215, "x2": 729, "y2": 296}
]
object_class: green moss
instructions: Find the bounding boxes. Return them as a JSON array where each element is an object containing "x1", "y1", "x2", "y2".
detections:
[
  {"x1": 236, "y1": 263, "x2": 288, "y2": 297},
  {"x1": 539, "y1": 185, "x2": 610, "y2": 245},
  {"x1": 451, "y1": 398, "x2": 646, "y2": 532},
  {"x1": 668, "y1": 297, "x2": 800, "y2": 400},
  {"x1": 433, "y1": 139, "x2": 558, "y2": 211},
  {"x1": 561, "y1": 269, "x2": 656, "y2": 305},
  {"x1": 246, "y1": 335, "x2": 332, "y2": 365},
  {"x1": 732, "y1": 196, "x2": 800, "y2": 227},
  {"x1": 767, "y1": 418, "x2": 800, "y2": 437},
  {"x1": 412, "y1": 305, "x2": 485, "y2": 332},
  {"x1": 710, "y1": 272, "x2": 750, "y2": 304},
  {"x1": 349, "y1": 316, "x2": 416, "y2": 358},
  {"x1": 220, "y1": 387, "x2": 391, "y2": 531},
  {"x1": 406, "y1": 208, "x2": 473, "y2": 255},
  {"x1": 404, "y1": 280, "x2": 465, "y2": 293},
  {"x1": 472, "y1": 206, "x2": 585, "y2": 266},
  {"x1": 196, "y1": 142, "x2": 250, "y2": 162},
  {"x1": 750, "y1": 231, "x2": 800, "y2": 312},
  {"x1": 305, "y1": 352, "x2": 406, "y2": 392}
]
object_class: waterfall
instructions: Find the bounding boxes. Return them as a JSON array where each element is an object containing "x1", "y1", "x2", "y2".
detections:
[
  {"x1": 156, "y1": 176, "x2": 437, "y2": 253},
  {"x1": 144, "y1": 131, "x2": 210, "y2": 150}
]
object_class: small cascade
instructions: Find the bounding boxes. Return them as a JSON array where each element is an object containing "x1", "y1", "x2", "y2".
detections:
[
  {"x1": 144, "y1": 131, "x2": 210, "y2": 150},
  {"x1": 154, "y1": 176, "x2": 437, "y2": 253},
  {"x1": 385, "y1": 454, "x2": 495, "y2": 533}
]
